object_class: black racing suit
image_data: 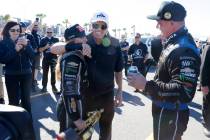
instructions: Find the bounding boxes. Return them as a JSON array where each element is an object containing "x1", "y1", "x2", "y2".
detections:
[
  {"x1": 56, "y1": 44, "x2": 87, "y2": 133},
  {"x1": 144, "y1": 27, "x2": 200, "y2": 140},
  {"x1": 200, "y1": 44, "x2": 210, "y2": 129}
]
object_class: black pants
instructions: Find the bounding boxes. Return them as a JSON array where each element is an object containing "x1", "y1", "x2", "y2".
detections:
[
  {"x1": 57, "y1": 91, "x2": 115, "y2": 140},
  {"x1": 152, "y1": 104, "x2": 189, "y2": 140},
  {"x1": 123, "y1": 55, "x2": 128, "y2": 76},
  {"x1": 5, "y1": 74, "x2": 32, "y2": 114},
  {"x1": 133, "y1": 62, "x2": 145, "y2": 76},
  {"x1": 202, "y1": 92, "x2": 210, "y2": 129},
  {"x1": 42, "y1": 58, "x2": 57, "y2": 88}
]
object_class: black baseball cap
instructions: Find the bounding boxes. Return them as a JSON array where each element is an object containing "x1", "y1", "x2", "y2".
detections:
[
  {"x1": 147, "y1": 1, "x2": 186, "y2": 21},
  {"x1": 64, "y1": 24, "x2": 86, "y2": 41}
]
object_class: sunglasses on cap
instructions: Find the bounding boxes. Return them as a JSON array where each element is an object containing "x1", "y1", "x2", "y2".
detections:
[
  {"x1": 92, "y1": 23, "x2": 107, "y2": 30},
  {"x1": 9, "y1": 29, "x2": 20, "y2": 33}
]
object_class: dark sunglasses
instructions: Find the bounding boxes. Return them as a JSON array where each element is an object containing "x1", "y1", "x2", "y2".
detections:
[
  {"x1": 9, "y1": 29, "x2": 20, "y2": 33},
  {"x1": 135, "y1": 36, "x2": 140, "y2": 39},
  {"x1": 47, "y1": 32, "x2": 52, "y2": 33},
  {"x1": 92, "y1": 23, "x2": 107, "y2": 30}
]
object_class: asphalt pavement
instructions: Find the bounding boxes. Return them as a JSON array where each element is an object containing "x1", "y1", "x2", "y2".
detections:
[{"x1": 3, "y1": 68, "x2": 209, "y2": 140}]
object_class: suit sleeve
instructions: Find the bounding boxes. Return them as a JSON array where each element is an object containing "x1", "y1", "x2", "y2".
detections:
[{"x1": 145, "y1": 48, "x2": 200, "y2": 103}]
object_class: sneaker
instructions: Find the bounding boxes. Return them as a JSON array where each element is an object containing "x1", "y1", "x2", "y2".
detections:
[
  {"x1": 41, "y1": 87, "x2": 47, "y2": 93},
  {"x1": 52, "y1": 86, "x2": 58, "y2": 94},
  {"x1": 204, "y1": 127, "x2": 210, "y2": 137}
]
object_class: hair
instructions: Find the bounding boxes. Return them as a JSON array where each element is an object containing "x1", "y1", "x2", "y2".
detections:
[{"x1": 2, "y1": 21, "x2": 22, "y2": 40}]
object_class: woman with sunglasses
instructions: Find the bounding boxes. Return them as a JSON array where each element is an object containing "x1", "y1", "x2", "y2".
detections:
[{"x1": 0, "y1": 21, "x2": 35, "y2": 114}]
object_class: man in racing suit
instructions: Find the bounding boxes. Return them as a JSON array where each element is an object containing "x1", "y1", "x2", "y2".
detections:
[
  {"x1": 128, "y1": 1, "x2": 200, "y2": 140},
  {"x1": 55, "y1": 24, "x2": 88, "y2": 134}
]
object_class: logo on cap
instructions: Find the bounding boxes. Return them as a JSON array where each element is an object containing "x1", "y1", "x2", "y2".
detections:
[
  {"x1": 97, "y1": 13, "x2": 106, "y2": 18},
  {"x1": 164, "y1": 12, "x2": 172, "y2": 20}
]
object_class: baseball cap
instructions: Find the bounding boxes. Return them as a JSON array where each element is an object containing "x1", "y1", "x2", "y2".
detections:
[
  {"x1": 147, "y1": 1, "x2": 186, "y2": 21},
  {"x1": 64, "y1": 24, "x2": 86, "y2": 41},
  {"x1": 91, "y1": 11, "x2": 109, "y2": 26}
]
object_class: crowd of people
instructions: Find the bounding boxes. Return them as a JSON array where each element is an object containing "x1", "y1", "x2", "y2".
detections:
[{"x1": 0, "y1": 1, "x2": 210, "y2": 140}]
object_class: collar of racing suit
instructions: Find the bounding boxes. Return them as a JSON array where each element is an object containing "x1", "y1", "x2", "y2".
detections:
[{"x1": 163, "y1": 26, "x2": 188, "y2": 48}]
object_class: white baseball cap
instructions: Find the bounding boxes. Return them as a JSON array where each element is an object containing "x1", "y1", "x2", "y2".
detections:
[{"x1": 91, "y1": 11, "x2": 109, "y2": 26}]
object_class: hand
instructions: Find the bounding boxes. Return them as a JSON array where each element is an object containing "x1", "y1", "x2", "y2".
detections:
[
  {"x1": 114, "y1": 89, "x2": 123, "y2": 107},
  {"x1": 17, "y1": 37, "x2": 28, "y2": 46},
  {"x1": 127, "y1": 73, "x2": 147, "y2": 90},
  {"x1": 15, "y1": 44, "x2": 24, "y2": 52},
  {"x1": 82, "y1": 44, "x2": 92, "y2": 58},
  {"x1": 74, "y1": 119, "x2": 87, "y2": 130},
  {"x1": 201, "y1": 86, "x2": 209, "y2": 95}
]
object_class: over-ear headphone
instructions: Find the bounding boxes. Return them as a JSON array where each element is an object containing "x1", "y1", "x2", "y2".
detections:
[{"x1": 102, "y1": 32, "x2": 111, "y2": 47}]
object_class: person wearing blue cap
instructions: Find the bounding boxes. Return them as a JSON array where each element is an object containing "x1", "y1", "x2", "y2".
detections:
[{"x1": 128, "y1": 1, "x2": 201, "y2": 140}]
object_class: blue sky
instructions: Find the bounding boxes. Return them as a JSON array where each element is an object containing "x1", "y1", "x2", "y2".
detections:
[{"x1": 0, "y1": 0, "x2": 209, "y2": 38}]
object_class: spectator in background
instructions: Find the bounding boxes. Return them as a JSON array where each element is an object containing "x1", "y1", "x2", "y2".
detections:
[
  {"x1": 31, "y1": 22, "x2": 42, "y2": 92},
  {"x1": 0, "y1": 21, "x2": 35, "y2": 114},
  {"x1": 128, "y1": 33, "x2": 148, "y2": 92},
  {"x1": 120, "y1": 35, "x2": 129, "y2": 76},
  {"x1": 39, "y1": 27, "x2": 59, "y2": 93},
  {"x1": 200, "y1": 36, "x2": 210, "y2": 137}
]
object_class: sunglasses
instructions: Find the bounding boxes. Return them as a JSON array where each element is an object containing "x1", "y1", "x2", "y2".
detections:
[
  {"x1": 47, "y1": 32, "x2": 52, "y2": 33},
  {"x1": 9, "y1": 29, "x2": 20, "y2": 33},
  {"x1": 92, "y1": 23, "x2": 107, "y2": 30}
]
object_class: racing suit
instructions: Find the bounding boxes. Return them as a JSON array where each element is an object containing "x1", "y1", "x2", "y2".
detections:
[
  {"x1": 57, "y1": 43, "x2": 87, "y2": 132},
  {"x1": 144, "y1": 27, "x2": 200, "y2": 140}
]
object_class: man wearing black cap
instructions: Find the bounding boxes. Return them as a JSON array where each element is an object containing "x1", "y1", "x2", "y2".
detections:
[
  {"x1": 54, "y1": 24, "x2": 88, "y2": 134},
  {"x1": 128, "y1": 1, "x2": 200, "y2": 140}
]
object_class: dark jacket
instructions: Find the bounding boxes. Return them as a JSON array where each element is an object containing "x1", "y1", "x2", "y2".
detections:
[
  {"x1": 200, "y1": 44, "x2": 210, "y2": 87},
  {"x1": 0, "y1": 38, "x2": 35, "y2": 75},
  {"x1": 85, "y1": 33, "x2": 123, "y2": 95},
  {"x1": 145, "y1": 27, "x2": 200, "y2": 104},
  {"x1": 31, "y1": 31, "x2": 41, "y2": 54}
]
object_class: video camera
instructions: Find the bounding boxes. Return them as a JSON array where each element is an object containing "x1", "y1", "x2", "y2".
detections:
[{"x1": 0, "y1": 105, "x2": 36, "y2": 140}]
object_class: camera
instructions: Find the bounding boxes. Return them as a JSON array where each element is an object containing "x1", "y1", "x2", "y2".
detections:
[{"x1": 0, "y1": 105, "x2": 36, "y2": 140}]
